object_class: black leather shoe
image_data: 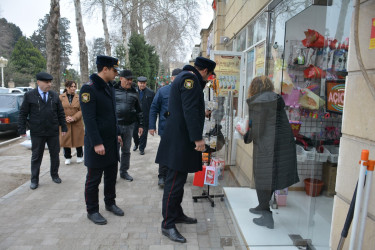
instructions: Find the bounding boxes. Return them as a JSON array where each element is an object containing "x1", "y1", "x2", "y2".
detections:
[
  {"x1": 140, "y1": 150, "x2": 145, "y2": 155},
  {"x1": 120, "y1": 172, "x2": 133, "y2": 182},
  {"x1": 87, "y1": 212, "x2": 107, "y2": 225},
  {"x1": 105, "y1": 204, "x2": 124, "y2": 216},
  {"x1": 162, "y1": 227, "x2": 186, "y2": 243},
  {"x1": 249, "y1": 206, "x2": 265, "y2": 215},
  {"x1": 175, "y1": 216, "x2": 197, "y2": 224},
  {"x1": 133, "y1": 145, "x2": 138, "y2": 151},
  {"x1": 30, "y1": 182, "x2": 38, "y2": 190},
  {"x1": 253, "y1": 211, "x2": 274, "y2": 229},
  {"x1": 52, "y1": 177, "x2": 62, "y2": 184},
  {"x1": 158, "y1": 178, "x2": 165, "y2": 188}
]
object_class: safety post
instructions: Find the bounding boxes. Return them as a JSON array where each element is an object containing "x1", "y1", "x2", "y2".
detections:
[{"x1": 349, "y1": 150, "x2": 370, "y2": 250}]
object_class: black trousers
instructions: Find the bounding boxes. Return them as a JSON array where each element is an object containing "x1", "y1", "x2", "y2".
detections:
[
  {"x1": 84, "y1": 164, "x2": 118, "y2": 214},
  {"x1": 30, "y1": 135, "x2": 60, "y2": 184},
  {"x1": 63, "y1": 147, "x2": 83, "y2": 159},
  {"x1": 161, "y1": 168, "x2": 188, "y2": 229},
  {"x1": 256, "y1": 188, "x2": 274, "y2": 211},
  {"x1": 133, "y1": 122, "x2": 148, "y2": 151},
  {"x1": 158, "y1": 164, "x2": 168, "y2": 179}
]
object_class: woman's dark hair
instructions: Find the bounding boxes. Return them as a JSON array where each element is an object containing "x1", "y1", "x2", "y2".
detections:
[
  {"x1": 248, "y1": 76, "x2": 274, "y2": 98},
  {"x1": 64, "y1": 80, "x2": 76, "y2": 93}
]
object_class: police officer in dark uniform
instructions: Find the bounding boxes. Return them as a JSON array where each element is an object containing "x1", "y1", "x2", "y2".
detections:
[
  {"x1": 80, "y1": 55, "x2": 124, "y2": 225},
  {"x1": 18, "y1": 72, "x2": 67, "y2": 190},
  {"x1": 155, "y1": 57, "x2": 216, "y2": 243}
]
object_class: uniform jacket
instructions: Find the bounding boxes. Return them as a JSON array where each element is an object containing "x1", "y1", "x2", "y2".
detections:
[
  {"x1": 137, "y1": 87, "x2": 155, "y2": 127},
  {"x1": 149, "y1": 84, "x2": 171, "y2": 136},
  {"x1": 244, "y1": 91, "x2": 299, "y2": 190},
  {"x1": 59, "y1": 92, "x2": 84, "y2": 148},
  {"x1": 155, "y1": 65, "x2": 206, "y2": 173},
  {"x1": 79, "y1": 74, "x2": 120, "y2": 168},
  {"x1": 18, "y1": 88, "x2": 67, "y2": 136},
  {"x1": 114, "y1": 83, "x2": 143, "y2": 126}
]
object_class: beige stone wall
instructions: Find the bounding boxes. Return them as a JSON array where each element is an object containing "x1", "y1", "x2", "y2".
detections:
[
  {"x1": 235, "y1": 139, "x2": 255, "y2": 188},
  {"x1": 330, "y1": 1, "x2": 375, "y2": 249}
]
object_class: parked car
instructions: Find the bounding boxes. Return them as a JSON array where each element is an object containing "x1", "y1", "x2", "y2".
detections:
[
  {"x1": 0, "y1": 88, "x2": 23, "y2": 94},
  {"x1": 0, "y1": 93, "x2": 24, "y2": 133},
  {"x1": 16, "y1": 86, "x2": 33, "y2": 92}
]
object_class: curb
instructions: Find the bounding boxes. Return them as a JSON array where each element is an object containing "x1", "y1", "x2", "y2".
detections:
[{"x1": 0, "y1": 136, "x2": 23, "y2": 148}]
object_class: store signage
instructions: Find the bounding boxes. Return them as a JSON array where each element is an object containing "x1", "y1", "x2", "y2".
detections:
[
  {"x1": 370, "y1": 18, "x2": 375, "y2": 50},
  {"x1": 214, "y1": 54, "x2": 241, "y2": 96},
  {"x1": 326, "y1": 81, "x2": 345, "y2": 113}
]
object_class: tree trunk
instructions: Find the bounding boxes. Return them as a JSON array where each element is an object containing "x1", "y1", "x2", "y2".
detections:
[
  {"x1": 101, "y1": 0, "x2": 111, "y2": 56},
  {"x1": 122, "y1": 0, "x2": 129, "y2": 66},
  {"x1": 74, "y1": 0, "x2": 89, "y2": 85},
  {"x1": 130, "y1": 0, "x2": 138, "y2": 35},
  {"x1": 46, "y1": 0, "x2": 61, "y2": 92},
  {"x1": 138, "y1": 0, "x2": 144, "y2": 36}
]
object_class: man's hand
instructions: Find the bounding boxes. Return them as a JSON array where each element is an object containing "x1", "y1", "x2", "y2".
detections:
[
  {"x1": 149, "y1": 129, "x2": 155, "y2": 136},
  {"x1": 94, "y1": 144, "x2": 105, "y2": 155},
  {"x1": 205, "y1": 110, "x2": 212, "y2": 118},
  {"x1": 194, "y1": 139, "x2": 205, "y2": 152},
  {"x1": 118, "y1": 136, "x2": 123, "y2": 147},
  {"x1": 61, "y1": 132, "x2": 67, "y2": 136},
  {"x1": 138, "y1": 127, "x2": 143, "y2": 137}
]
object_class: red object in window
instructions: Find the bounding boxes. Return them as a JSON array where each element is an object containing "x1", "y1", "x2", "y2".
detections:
[{"x1": 212, "y1": 0, "x2": 217, "y2": 10}]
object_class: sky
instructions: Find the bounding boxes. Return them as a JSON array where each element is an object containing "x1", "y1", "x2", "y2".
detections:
[{"x1": 0, "y1": 0, "x2": 213, "y2": 70}]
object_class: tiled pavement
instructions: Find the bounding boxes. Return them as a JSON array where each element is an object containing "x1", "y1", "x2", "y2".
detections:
[{"x1": 0, "y1": 135, "x2": 244, "y2": 249}]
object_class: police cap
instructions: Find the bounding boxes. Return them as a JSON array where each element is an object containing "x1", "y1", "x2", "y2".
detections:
[
  {"x1": 119, "y1": 70, "x2": 134, "y2": 79},
  {"x1": 36, "y1": 72, "x2": 53, "y2": 81},
  {"x1": 96, "y1": 55, "x2": 121, "y2": 72},
  {"x1": 171, "y1": 68, "x2": 182, "y2": 76},
  {"x1": 137, "y1": 76, "x2": 147, "y2": 82},
  {"x1": 194, "y1": 57, "x2": 216, "y2": 72}
]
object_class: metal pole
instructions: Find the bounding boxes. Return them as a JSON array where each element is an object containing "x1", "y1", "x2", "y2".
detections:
[{"x1": 1, "y1": 66, "x2": 4, "y2": 88}]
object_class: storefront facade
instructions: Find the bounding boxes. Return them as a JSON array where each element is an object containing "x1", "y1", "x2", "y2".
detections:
[{"x1": 198, "y1": 0, "x2": 375, "y2": 249}]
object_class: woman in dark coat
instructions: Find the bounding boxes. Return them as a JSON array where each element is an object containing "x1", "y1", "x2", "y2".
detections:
[{"x1": 242, "y1": 76, "x2": 299, "y2": 229}]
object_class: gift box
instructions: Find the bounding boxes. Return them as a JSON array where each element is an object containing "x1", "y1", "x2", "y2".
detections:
[
  {"x1": 210, "y1": 157, "x2": 225, "y2": 180},
  {"x1": 275, "y1": 194, "x2": 287, "y2": 206},
  {"x1": 204, "y1": 165, "x2": 219, "y2": 186},
  {"x1": 193, "y1": 165, "x2": 206, "y2": 187}
]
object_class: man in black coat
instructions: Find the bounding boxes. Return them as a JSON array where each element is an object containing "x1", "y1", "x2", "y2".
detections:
[
  {"x1": 80, "y1": 55, "x2": 124, "y2": 225},
  {"x1": 115, "y1": 69, "x2": 144, "y2": 182},
  {"x1": 18, "y1": 72, "x2": 67, "y2": 190},
  {"x1": 132, "y1": 76, "x2": 155, "y2": 155},
  {"x1": 156, "y1": 57, "x2": 216, "y2": 243}
]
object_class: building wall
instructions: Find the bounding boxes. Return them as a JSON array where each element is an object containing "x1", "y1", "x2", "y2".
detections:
[{"x1": 330, "y1": 1, "x2": 375, "y2": 249}]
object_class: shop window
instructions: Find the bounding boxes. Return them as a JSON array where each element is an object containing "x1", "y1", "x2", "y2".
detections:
[
  {"x1": 236, "y1": 29, "x2": 246, "y2": 52},
  {"x1": 247, "y1": 11, "x2": 267, "y2": 48}
]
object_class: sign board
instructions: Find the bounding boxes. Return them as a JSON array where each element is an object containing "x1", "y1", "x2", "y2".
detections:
[
  {"x1": 213, "y1": 54, "x2": 241, "y2": 96},
  {"x1": 326, "y1": 81, "x2": 345, "y2": 113}
]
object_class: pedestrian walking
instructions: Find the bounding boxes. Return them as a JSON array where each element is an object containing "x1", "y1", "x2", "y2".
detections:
[
  {"x1": 18, "y1": 72, "x2": 67, "y2": 190},
  {"x1": 79, "y1": 55, "x2": 124, "y2": 225},
  {"x1": 149, "y1": 68, "x2": 182, "y2": 188},
  {"x1": 59, "y1": 80, "x2": 84, "y2": 165},
  {"x1": 155, "y1": 57, "x2": 216, "y2": 243},
  {"x1": 132, "y1": 76, "x2": 154, "y2": 155},
  {"x1": 115, "y1": 69, "x2": 144, "y2": 182}
]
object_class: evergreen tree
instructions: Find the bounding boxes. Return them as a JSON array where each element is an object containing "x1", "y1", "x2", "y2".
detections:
[
  {"x1": 7, "y1": 36, "x2": 46, "y2": 85},
  {"x1": 0, "y1": 18, "x2": 23, "y2": 58},
  {"x1": 129, "y1": 34, "x2": 160, "y2": 90}
]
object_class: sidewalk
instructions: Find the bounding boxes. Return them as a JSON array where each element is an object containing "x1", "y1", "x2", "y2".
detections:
[{"x1": 0, "y1": 135, "x2": 243, "y2": 249}]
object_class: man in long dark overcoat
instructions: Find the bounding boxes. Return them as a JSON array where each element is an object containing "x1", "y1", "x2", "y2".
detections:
[
  {"x1": 80, "y1": 55, "x2": 124, "y2": 225},
  {"x1": 155, "y1": 57, "x2": 216, "y2": 243}
]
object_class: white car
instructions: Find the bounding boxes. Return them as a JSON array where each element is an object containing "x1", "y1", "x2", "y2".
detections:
[
  {"x1": 0, "y1": 88, "x2": 23, "y2": 94},
  {"x1": 16, "y1": 87, "x2": 33, "y2": 92}
]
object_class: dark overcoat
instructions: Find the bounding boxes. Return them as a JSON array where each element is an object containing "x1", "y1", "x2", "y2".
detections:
[
  {"x1": 137, "y1": 87, "x2": 154, "y2": 127},
  {"x1": 244, "y1": 92, "x2": 299, "y2": 190},
  {"x1": 155, "y1": 65, "x2": 206, "y2": 173},
  {"x1": 79, "y1": 74, "x2": 119, "y2": 168}
]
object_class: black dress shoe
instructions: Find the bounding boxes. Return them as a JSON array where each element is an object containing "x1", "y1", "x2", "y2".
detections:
[
  {"x1": 158, "y1": 178, "x2": 165, "y2": 188},
  {"x1": 30, "y1": 182, "x2": 38, "y2": 190},
  {"x1": 249, "y1": 205, "x2": 266, "y2": 215},
  {"x1": 175, "y1": 216, "x2": 197, "y2": 224},
  {"x1": 52, "y1": 177, "x2": 62, "y2": 184},
  {"x1": 133, "y1": 145, "x2": 138, "y2": 151},
  {"x1": 105, "y1": 204, "x2": 124, "y2": 216},
  {"x1": 87, "y1": 212, "x2": 107, "y2": 225},
  {"x1": 253, "y1": 211, "x2": 274, "y2": 229},
  {"x1": 120, "y1": 172, "x2": 133, "y2": 182},
  {"x1": 161, "y1": 227, "x2": 186, "y2": 243},
  {"x1": 140, "y1": 150, "x2": 145, "y2": 155}
]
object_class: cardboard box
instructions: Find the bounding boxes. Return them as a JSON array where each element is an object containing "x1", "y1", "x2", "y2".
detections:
[
  {"x1": 322, "y1": 162, "x2": 337, "y2": 196},
  {"x1": 275, "y1": 194, "x2": 287, "y2": 206}
]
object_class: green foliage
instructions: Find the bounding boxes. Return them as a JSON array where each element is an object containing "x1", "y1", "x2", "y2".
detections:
[
  {"x1": 0, "y1": 18, "x2": 23, "y2": 58},
  {"x1": 129, "y1": 34, "x2": 160, "y2": 91},
  {"x1": 7, "y1": 36, "x2": 46, "y2": 85},
  {"x1": 64, "y1": 68, "x2": 80, "y2": 85},
  {"x1": 89, "y1": 38, "x2": 106, "y2": 75},
  {"x1": 29, "y1": 15, "x2": 72, "y2": 78},
  {"x1": 114, "y1": 44, "x2": 127, "y2": 69}
]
